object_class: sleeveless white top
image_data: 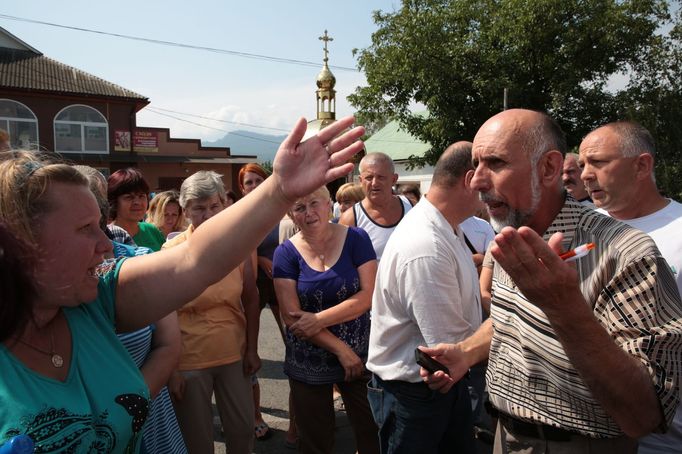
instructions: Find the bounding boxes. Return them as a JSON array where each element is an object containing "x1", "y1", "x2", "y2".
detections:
[{"x1": 352, "y1": 195, "x2": 412, "y2": 260}]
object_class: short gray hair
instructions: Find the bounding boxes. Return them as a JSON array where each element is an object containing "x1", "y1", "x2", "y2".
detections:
[
  {"x1": 524, "y1": 114, "x2": 568, "y2": 168},
  {"x1": 601, "y1": 121, "x2": 656, "y2": 158},
  {"x1": 359, "y1": 152, "x2": 395, "y2": 174},
  {"x1": 564, "y1": 152, "x2": 580, "y2": 162},
  {"x1": 179, "y1": 171, "x2": 226, "y2": 208}
]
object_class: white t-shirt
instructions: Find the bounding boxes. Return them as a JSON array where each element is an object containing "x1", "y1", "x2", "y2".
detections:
[
  {"x1": 366, "y1": 197, "x2": 482, "y2": 382},
  {"x1": 459, "y1": 216, "x2": 496, "y2": 254},
  {"x1": 597, "y1": 200, "x2": 682, "y2": 297},
  {"x1": 600, "y1": 199, "x2": 682, "y2": 453}
]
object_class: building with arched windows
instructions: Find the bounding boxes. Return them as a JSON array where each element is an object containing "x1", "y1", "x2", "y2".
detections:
[{"x1": 0, "y1": 26, "x2": 255, "y2": 192}]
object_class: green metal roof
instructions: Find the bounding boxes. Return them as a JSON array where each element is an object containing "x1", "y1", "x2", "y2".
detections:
[{"x1": 364, "y1": 119, "x2": 431, "y2": 161}]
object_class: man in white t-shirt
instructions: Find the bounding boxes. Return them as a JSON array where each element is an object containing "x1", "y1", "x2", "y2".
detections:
[
  {"x1": 459, "y1": 215, "x2": 495, "y2": 272},
  {"x1": 580, "y1": 120, "x2": 682, "y2": 454},
  {"x1": 366, "y1": 142, "x2": 482, "y2": 453}
]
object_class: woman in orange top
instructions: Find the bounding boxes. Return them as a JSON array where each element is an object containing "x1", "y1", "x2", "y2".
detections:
[{"x1": 164, "y1": 171, "x2": 261, "y2": 454}]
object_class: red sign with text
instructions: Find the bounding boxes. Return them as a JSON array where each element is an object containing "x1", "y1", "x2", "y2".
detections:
[{"x1": 133, "y1": 131, "x2": 159, "y2": 153}]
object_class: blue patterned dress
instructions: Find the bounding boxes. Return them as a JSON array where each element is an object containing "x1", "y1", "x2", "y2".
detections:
[{"x1": 273, "y1": 227, "x2": 376, "y2": 384}]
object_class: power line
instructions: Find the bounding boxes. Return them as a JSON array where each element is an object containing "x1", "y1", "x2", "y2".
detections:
[
  {"x1": 144, "y1": 108, "x2": 283, "y2": 144},
  {"x1": 147, "y1": 108, "x2": 417, "y2": 146},
  {"x1": 148, "y1": 106, "x2": 291, "y2": 132},
  {"x1": 0, "y1": 14, "x2": 359, "y2": 72},
  {"x1": 20, "y1": 63, "x2": 293, "y2": 135},
  {"x1": 10, "y1": 60, "x2": 292, "y2": 143}
]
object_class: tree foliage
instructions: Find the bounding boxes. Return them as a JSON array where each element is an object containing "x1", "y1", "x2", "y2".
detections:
[{"x1": 350, "y1": 0, "x2": 682, "y2": 198}]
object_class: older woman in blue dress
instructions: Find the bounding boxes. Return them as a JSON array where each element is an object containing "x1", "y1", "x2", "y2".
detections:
[{"x1": 273, "y1": 185, "x2": 379, "y2": 454}]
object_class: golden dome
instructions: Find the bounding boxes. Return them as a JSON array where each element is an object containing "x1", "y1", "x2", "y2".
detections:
[
  {"x1": 303, "y1": 118, "x2": 336, "y2": 141},
  {"x1": 317, "y1": 64, "x2": 336, "y2": 90}
]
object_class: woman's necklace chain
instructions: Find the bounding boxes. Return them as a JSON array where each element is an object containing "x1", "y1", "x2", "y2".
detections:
[
  {"x1": 301, "y1": 233, "x2": 330, "y2": 264},
  {"x1": 14, "y1": 324, "x2": 64, "y2": 368},
  {"x1": 309, "y1": 243, "x2": 327, "y2": 264}
]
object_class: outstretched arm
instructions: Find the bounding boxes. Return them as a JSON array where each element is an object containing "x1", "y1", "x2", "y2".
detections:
[
  {"x1": 242, "y1": 258, "x2": 261, "y2": 375},
  {"x1": 115, "y1": 116, "x2": 365, "y2": 331}
]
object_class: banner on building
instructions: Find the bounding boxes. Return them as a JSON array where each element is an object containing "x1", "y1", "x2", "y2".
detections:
[
  {"x1": 133, "y1": 131, "x2": 159, "y2": 153},
  {"x1": 114, "y1": 130, "x2": 131, "y2": 152}
]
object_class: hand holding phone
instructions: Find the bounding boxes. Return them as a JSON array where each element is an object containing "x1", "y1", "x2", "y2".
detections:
[{"x1": 414, "y1": 347, "x2": 450, "y2": 375}]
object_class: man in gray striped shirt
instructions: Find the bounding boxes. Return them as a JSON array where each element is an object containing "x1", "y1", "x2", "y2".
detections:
[{"x1": 420, "y1": 109, "x2": 682, "y2": 453}]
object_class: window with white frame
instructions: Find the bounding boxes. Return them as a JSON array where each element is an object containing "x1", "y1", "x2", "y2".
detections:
[
  {"x1": 0, "y1": 99, "x2": 39, "y2": 150},
  {"x1": 54, "y1": 105, "x2": 109, "y2": 154}
]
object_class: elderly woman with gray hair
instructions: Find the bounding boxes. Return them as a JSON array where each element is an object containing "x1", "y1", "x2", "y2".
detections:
[{"x1": 163, "y1": 170, "x2": 261, "y2": 454}]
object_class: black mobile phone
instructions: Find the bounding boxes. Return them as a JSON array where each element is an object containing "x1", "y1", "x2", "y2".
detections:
[{"x1": 414, "y1": 348, "x2": 450, "y2": 375}]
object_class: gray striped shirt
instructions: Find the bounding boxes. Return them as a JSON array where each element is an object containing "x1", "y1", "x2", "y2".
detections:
[{"x1": 487, "y1": 197, "x2": 682, "y2": 438}]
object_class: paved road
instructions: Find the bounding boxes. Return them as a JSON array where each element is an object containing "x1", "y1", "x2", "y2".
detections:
[
  {"x1": 213, "y1": 307, "x2": 358, "y2": 453},
  {"x1": 212, "y1": 306, "x2": 493, "y2": 453}
]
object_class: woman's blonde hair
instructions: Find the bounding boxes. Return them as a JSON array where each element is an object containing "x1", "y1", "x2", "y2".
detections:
[
  {"x1": 148, "y1": 190, "x2": 184, "y2": 232},
  {"x1": 335, "y1": 183, "x2": 364, "y2": 204},
  {"x1": 0, "y1": 151, "x2": 87, "y2": 246},
  {"x1": 287, "y1": 186, "x2": 331, "y2": 221}
]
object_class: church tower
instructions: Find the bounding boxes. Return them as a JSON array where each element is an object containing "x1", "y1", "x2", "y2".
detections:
[
  {"x1": 304, "y1": 30, "x2": 337, "y2": 140},
  {"x1": 304, "y1": 31, "x2": 362, "y2": 188},
  {"x1": 316, "y1": 30, "x2": 336, "y2": 123}
]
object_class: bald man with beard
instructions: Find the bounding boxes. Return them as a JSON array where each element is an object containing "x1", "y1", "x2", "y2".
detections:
[{"x1": 420, "y1": 109, "x2": 682, "y2": 454}]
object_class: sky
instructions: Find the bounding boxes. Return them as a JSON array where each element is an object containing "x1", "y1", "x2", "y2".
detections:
[{"x1": 0, "y1": 0, "x2": 402, "y2": 145}]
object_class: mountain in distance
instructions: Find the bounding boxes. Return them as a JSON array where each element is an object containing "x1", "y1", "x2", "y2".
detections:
[{"x1": 204, "y1": 130, "x2": 287, "y2": 163}]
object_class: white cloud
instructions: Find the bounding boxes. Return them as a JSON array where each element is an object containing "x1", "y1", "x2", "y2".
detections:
[{"x1": 137, "y1": 72, "x2": 368, "y2": 143}]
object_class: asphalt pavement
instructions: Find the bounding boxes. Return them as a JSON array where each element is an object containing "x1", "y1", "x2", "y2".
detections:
[
  {"x1": 212, "y1": 307, "x2": 358, "y2": 453},
  {"x1": 212, "y1": 306, "x2": 493, "y2": 453}
]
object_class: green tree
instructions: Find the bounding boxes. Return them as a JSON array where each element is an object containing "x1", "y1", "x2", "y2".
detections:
[
  {"x1": 350, "y1": 0, "x2": 682, "y2": 196},
  {"x1": 616, "y1": 6, "x2": 682, "y2": 199},
  {"x1": 260, "y1": 160, "x2": 273, "y2": 174}
]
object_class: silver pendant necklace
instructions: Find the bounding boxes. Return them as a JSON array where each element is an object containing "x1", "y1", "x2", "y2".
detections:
[
  {"x1": 305, "y1": 241, "x2": 327, "y2": 265},
  {"x1": 301, "y1": 231, "x2": 330, "y2": 267},
  {"x1": 14, "y1": 326, "x2": 64, "y2": 368}
]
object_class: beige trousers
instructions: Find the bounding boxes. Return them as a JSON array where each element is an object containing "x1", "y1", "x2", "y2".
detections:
[{"x1": 172, "y1": 361, "x2": 254, "y2": 454}]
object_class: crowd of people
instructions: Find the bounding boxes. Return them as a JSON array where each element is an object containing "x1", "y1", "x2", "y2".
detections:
[{"x1": 0, "y1": 108, "x2": 681, "y2": 454}]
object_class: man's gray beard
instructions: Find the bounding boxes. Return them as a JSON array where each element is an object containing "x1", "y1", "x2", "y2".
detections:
[
  {"x1": 489, "y1": 208, "x2": 531, "y2": 232},
  {"x1": 486, "y1": 172, "x2": 541, "y2": 231}
]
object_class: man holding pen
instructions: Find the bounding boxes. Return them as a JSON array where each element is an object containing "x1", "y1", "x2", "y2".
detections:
[{"x1": 421, "y1": 109, "x2": 682, "y2": 453}]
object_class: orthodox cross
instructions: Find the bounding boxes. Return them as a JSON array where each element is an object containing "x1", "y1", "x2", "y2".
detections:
[{"x1": 319, "y1": 30, "x2": 333, "y2": 63}]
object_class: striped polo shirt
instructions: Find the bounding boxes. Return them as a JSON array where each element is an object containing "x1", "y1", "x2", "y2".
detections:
[{"x1": 487, "y1": 197, "x2": 682, "y2": 438}]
